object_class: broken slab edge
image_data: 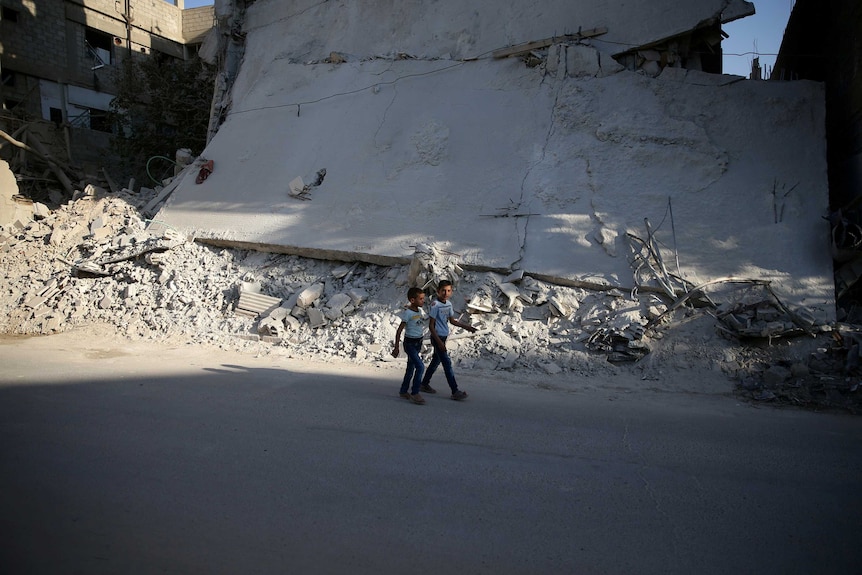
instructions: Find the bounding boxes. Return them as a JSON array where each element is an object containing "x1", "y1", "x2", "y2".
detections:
[{"x1": 194, "y1": 238, "x2": 410, "y2": 267}]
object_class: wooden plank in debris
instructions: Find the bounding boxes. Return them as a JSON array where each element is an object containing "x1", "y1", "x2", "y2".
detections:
[{"x1": 492, "y1": 27, "x2": 608, "y2": 59}]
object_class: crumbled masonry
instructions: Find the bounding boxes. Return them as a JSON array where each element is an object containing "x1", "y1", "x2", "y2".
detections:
[{"x1": 2, "y1": 186, "x2": 860, "y2": 413}]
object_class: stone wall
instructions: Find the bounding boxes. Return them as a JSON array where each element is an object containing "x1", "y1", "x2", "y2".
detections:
[{"x1": 183, "y1": 6, "x2": 215, "y2": 44}]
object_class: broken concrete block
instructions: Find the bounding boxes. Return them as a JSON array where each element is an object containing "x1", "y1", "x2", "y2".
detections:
[
  {"x1": 503, "y1": 269, "x2": 524, "y2": 284},
  {"x1": 326, "y1": 293, "x2": 352, "y2": 314},
  {"x1": 550, "y1": 296, "x2": 576, "y2": 317},
  {"x1": 498, "y1": 283, "x2": 521, "y2": 309},
  {"x1": 297, "y1": 283, "x2": 325, "y2": 308},
  {"x1": 32, "y1": 202, "x2": 50, "y2": 219},
  {"x1": 258, "y1": 316, "x2": 283, "y2": 337},
  {"x1": 348, "y1": 288, "x2": 368, "y2": 306},
  {"x1": 284, "y1": 314, "x2": 301, "y2": 332},
  {"x1": 522, "y1": 305, "x2": 548, "y2": 321},
  {"x1": 793, "y1": 307, "x2": 818, "y2": 328},
  {"x1": 307, "y1": 307, "x2": 326, "y2": 328},
  {"x1": 466, "y1": 295, "x2": 494, "y2": 313},
  {"x1": 267, "y1": 305, "x2": 291, "y2": 321},
  {"x1": 332, "y1": 264, "x2": 353, "y2": 278}
]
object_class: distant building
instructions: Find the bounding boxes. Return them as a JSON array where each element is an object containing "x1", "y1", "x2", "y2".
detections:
[
  {"x1": 0, "y1": 0, "x2": 214, "y2": 168},
  {"x1": 773, "y1": 0, "x2": 862, "y2": 209}
]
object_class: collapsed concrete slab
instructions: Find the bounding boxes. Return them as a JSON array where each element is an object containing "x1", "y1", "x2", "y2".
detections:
[{"x1": 154, "y1": 0, "x2": 833, "y2": 320}]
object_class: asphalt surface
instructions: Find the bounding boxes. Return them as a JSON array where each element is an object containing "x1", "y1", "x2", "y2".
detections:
[{"x1": 1, "y1": 335, "x2": 860, "y2": 574}]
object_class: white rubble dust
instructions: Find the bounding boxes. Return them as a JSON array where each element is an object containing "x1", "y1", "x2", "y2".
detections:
[{"x1": 0, "y1": 186, "x2": 833, "y2": 400}]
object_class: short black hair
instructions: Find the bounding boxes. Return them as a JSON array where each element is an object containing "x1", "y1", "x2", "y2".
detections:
[
  {"x1": 407, "y1": 287, "x2": 424, "y2": 300},
  {"x1": 436, "y1": 279, "x2": 453, "y2": 290}
]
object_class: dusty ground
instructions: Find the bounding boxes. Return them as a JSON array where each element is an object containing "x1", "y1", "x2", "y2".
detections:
[{"x1": 4, "y1": 308, "x2": 855, "y2": 415}]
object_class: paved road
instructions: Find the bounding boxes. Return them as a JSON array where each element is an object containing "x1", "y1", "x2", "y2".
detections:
[{"x1": 1, "y1": 336, "x2": 860, "y2": 574}]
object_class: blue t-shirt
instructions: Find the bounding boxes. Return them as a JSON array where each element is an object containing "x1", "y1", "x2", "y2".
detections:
[
  {"x1": 398, "y1": 307, "x2": 427, "y2": 339},
  {"x1": 429, "y1": 299, "x2": 454, "y2": 337}
]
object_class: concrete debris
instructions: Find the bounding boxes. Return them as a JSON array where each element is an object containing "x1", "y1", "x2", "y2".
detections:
[
  {"x1": 236, "y1": 287, "x2": 282, "y2": 318},
  {"x1": 406, "y1": 243, "x2": 463, "y2": 291},
  {"x1": 288, "y1": 169, "x2": 326, "y2": 201},
  {"x1": 0, "y1": 187, "x2": 851, "y2": 405},
  {"x1": 297, "y1": 283, "x2": 325, "y2": 308}
]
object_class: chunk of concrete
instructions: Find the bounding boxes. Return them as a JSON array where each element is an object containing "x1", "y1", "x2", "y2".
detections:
[
  {"x1": 297, "y1": 283, "x2": 325, "y2": 308},
  {"x1": 307, "y1": 307, "x2": 326, "y2": 328}
]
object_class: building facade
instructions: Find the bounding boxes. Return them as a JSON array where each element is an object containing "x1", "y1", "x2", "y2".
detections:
[{"x1": 0, "y1": 0, "x2": 213, "y2": 169}]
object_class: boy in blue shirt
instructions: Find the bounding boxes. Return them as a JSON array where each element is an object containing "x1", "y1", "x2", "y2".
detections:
[
  {"x1": 420, "y1": 280, "x2": 476, "y2": 401},
  {"x1": 392, "y1": 287, "x2": 428, "y2": 405}
]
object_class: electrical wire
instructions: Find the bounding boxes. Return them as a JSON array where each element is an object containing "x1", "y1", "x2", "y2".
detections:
[{"x1": 146, "y1": 155, "x2": 181, "y2": 186}]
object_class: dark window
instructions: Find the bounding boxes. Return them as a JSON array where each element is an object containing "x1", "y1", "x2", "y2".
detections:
[
  {"x1": 2, "y1": 7, "x2": 19, "y2": 23},
  {"x1": 85, "y1": 28, "x2": 114, "y2": 66},
  {"x1": 89, "y1": 108, "x2": 112, "y2": 133},
  {"x1": 1, "y1": 69, "x2": 15, "y2": 87},
  {"x1": 4, "y1": 99, "x2": 22, "y2": 111},
  {"x1": 49, "y1": 107, "x2": 63, "y2": 124}
]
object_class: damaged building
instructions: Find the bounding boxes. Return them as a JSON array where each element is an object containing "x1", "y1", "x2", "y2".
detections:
[
  {"x1": 0, "y1": 0, "x2": 214, "y2": 181},
  {"x1": 3, "y1": 0, "x2": 861, "y2": 409},
  {"x1": 154, "y1": 0, "x2": 832, "y2": 316}
]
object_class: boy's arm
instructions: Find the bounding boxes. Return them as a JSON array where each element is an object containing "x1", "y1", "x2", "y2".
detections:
[
  {"x1": 448, "y1": 315, "x2": 477, "y2": 333},
  {"x1": 392, "y1": 322, "x2": 405, "y2": 357}
]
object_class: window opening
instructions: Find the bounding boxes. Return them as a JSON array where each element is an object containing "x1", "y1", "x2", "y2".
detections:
[
  {"x1": 85, "y1": 28, "x2": 114, "y2": 68},
  {"x1": 1, "y1": 69, "x2": 15, "y2": 87},
  {"x1": 2, "y1": 7, "x2": 19, "y2": 23}
]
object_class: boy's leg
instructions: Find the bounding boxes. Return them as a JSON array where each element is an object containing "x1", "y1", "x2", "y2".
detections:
[
  {"x1": 400, "y1": 359, "x2": 414, "y2": 395},
  {"x1": 421, "y1": 340, "x2": 442, "y2": 387},
  {"x1": 404, "y1": 339, "x2": 425, "y2": 395},
  {"x1": 437, "y1": 342, "x2": 459, "y2": 393}
]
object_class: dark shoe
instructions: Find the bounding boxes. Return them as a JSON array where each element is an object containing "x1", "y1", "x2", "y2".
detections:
[
  {"x1": 420, "y1": 384, "x2": 437, "y2": 394},
  {"x1": 409, "y1": 393, "x2": 426, "y2": 405},
  {"x1": 450, "y1": 390, "x2": 468, "y2": 401},
  {"x1": 399, "y1": 392, "x2": 410, "y2": 400}
]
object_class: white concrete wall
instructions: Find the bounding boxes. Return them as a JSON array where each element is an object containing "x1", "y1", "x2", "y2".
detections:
[{"x1": 157, "y1": 0, "x2": 833, "y2": 320}]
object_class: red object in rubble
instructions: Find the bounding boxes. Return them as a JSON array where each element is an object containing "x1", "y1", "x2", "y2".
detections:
[{"x1": 195, "y1": 159, "x2": 214, "y2": 184}]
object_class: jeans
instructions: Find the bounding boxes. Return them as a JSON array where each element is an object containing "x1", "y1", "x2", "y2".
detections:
[
  {"x1": 400, "y1": 337, "x2": 425, "y2": 395},
  {"x1": 422, "y1": 336, "x2": 458, "y2": 392}
]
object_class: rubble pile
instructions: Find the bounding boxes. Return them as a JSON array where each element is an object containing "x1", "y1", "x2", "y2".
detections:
[
  {"x1": 0, "y1": 187, "x2": 660, "y2": 371},
  {"x1": 1, "y1": 187, "x2": 859, "y2": 412}
]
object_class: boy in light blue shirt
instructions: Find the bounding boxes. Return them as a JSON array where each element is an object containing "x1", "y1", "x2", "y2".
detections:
[
  {"x1": 392, "y1": 287, "x2": 428, "y2": 405},
  {"x1": 420, "y1": 280, "x2": 476, "y2": 401}
]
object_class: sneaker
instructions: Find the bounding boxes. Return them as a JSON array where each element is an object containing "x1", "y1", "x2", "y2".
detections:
[
  {"x1": 450, "y1": 390, "x2": 468, "y2": 401},
  {"x1": 420, "y1": 384, "x2": 437, "y2": 394},
  {"x1": 409, "y1": 393, "x2": 426, "y2": 405},
  {"x1": 399, "y1": 392, "x2": 410, "y2": 400}
]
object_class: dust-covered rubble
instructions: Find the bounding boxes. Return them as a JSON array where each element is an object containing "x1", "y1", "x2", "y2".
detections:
[{"x1": 1, "y1": 186, "x2": 860, "y2": 413}]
